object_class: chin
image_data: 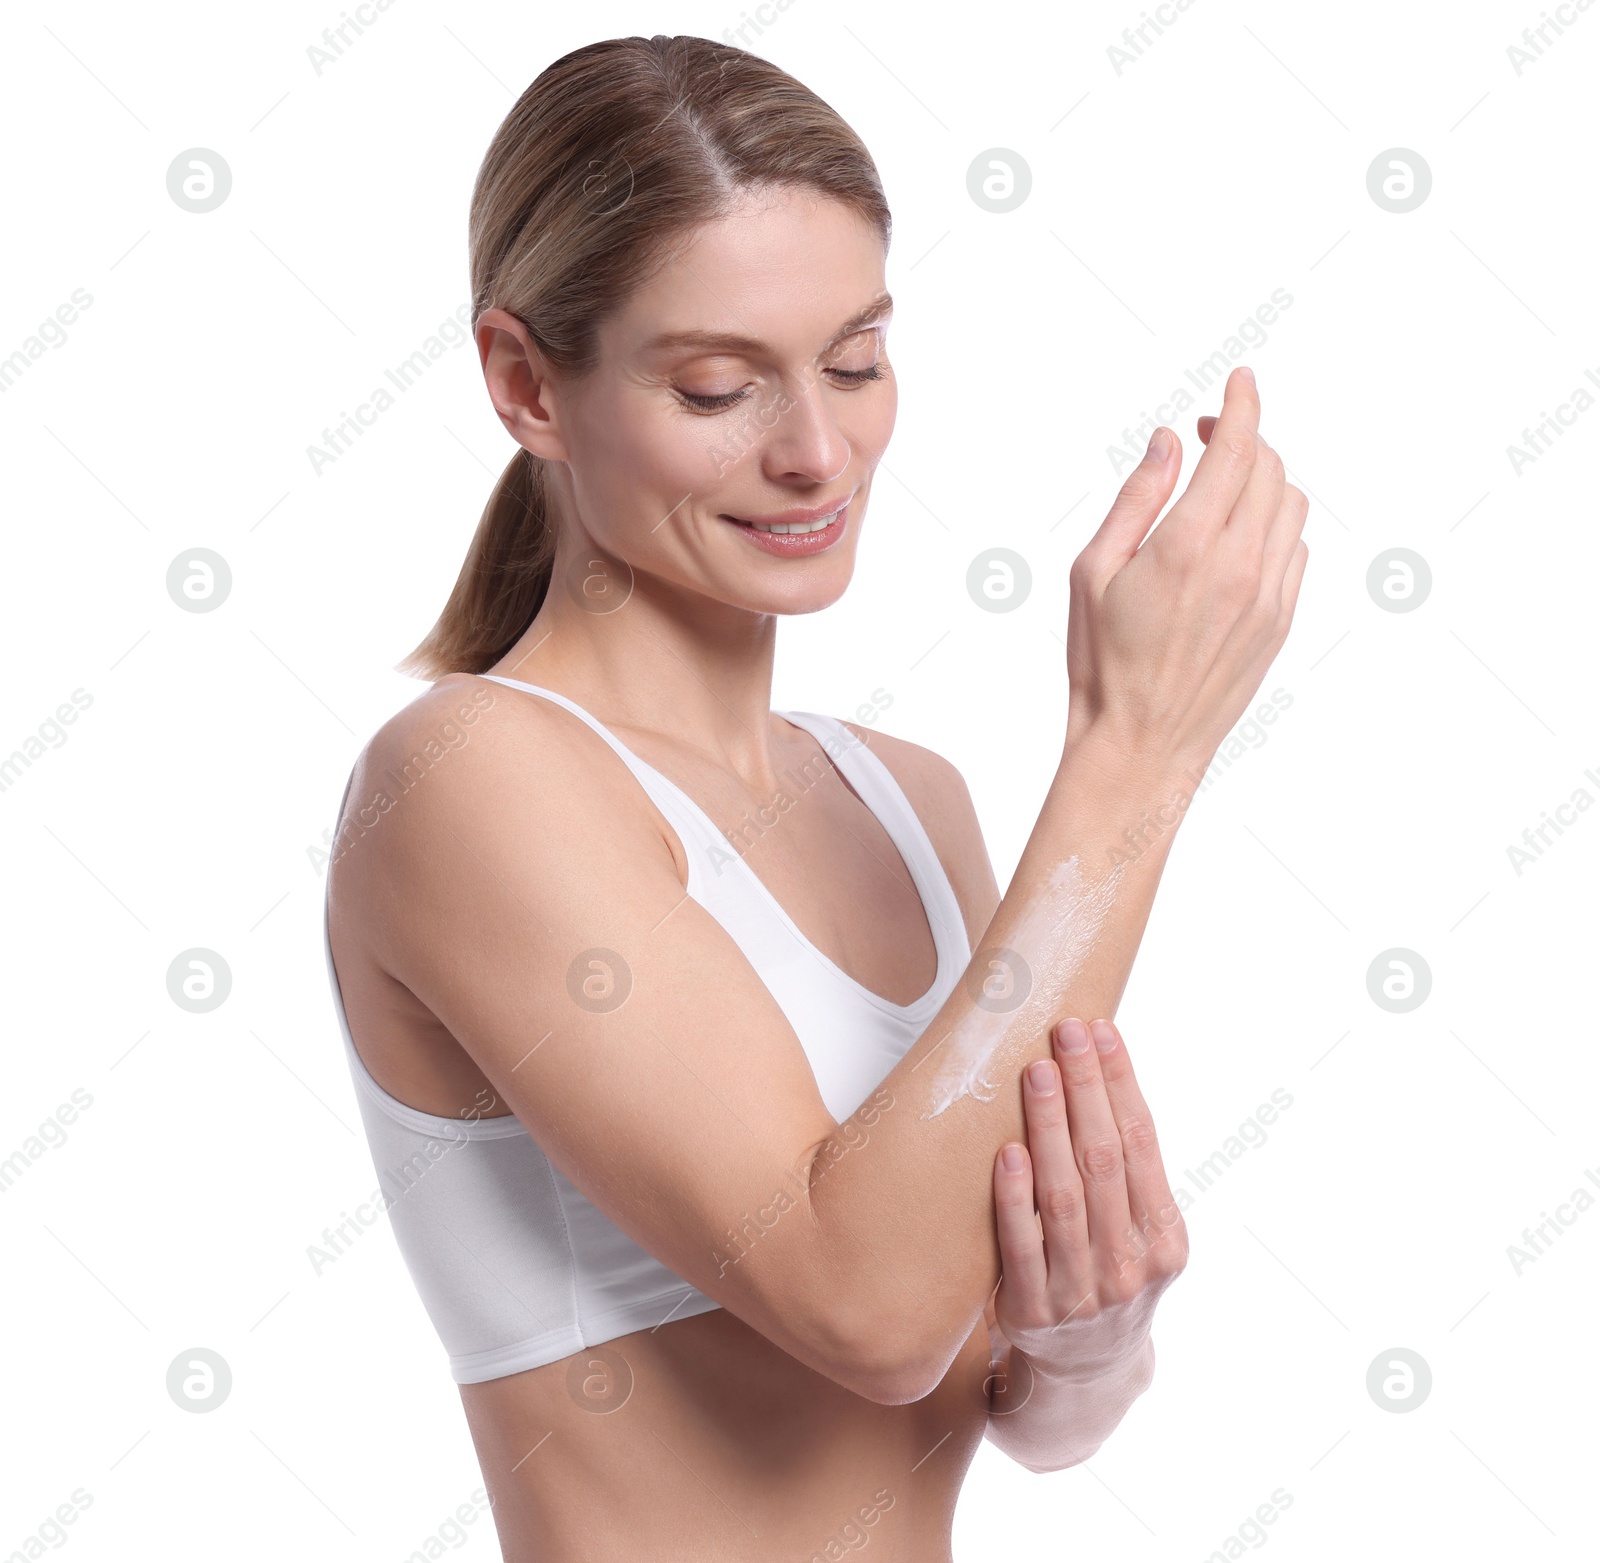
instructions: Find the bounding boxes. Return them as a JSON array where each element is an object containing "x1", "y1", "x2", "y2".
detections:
[
  {"x1": 764, "y1": 577, "x2": 854, "y2": 616},
  {"x1": 726, "y1": 559, "x2": 857, "y2": 617}
]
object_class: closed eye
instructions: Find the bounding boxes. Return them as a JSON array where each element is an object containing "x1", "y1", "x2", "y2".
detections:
[
  {"x1": 674, "y1": 363, "x2": 885, "y2": 415},
  {"x1": 829, "y1": 364, "x2": 884, "y2": 386},
  {"x1": 676, "y1": 387, "x2": 750, "y2": 412}
]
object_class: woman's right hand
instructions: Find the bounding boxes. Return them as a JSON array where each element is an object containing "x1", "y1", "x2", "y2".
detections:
[{"x1": 1063, "y1": 366, "x2": 1309, "y2": 779}]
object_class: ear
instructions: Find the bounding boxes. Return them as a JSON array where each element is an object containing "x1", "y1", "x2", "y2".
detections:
[{"x1": 476, "y1": 308, "x2": 570, "y2": 462}]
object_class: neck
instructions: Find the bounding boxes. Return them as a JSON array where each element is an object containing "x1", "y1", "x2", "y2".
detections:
[{"x1": 490, "y1": 541, "x2": 784, "y2": 786}]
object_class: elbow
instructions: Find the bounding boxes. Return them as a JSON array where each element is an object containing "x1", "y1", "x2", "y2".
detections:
[
  {"x1": 773, "y1": 1252, "x2": 960, "y2": 1405},
  {"x1": 782, "y1": 1300, "x2": 942, "y2": 1405},
  {"x1": 840, "y1": 1322, "x2": 953, "y2": 1407},
  {"x1": 850, "y1": 1362, "x2": 943, "y2": 1408}
]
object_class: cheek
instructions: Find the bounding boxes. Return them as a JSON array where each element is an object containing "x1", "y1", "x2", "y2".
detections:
[
  {"x1": 647, "y1": 413, "x2": 740, "y2": 494},
  {"x1": 573, "y1": 393, "x2": 718, "y2": 514},
  {"x1": 852, "y1": 381, "x2": 897, "y2": 458}
]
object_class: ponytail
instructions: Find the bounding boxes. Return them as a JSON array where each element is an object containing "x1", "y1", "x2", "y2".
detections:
[{"x1": 395, "y1": 449, "x2": 555, "y2": 679}]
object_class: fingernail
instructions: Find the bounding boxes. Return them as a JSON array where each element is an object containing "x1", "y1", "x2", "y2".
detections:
[
  {"x1": 1001, "y1": 1143, "x2": 1026, "y2": 1172},
  {"x1": 1057, "y1": 1018, "x2": 1090, "y2": 1054},
  {"x1": 1092, "y1": 1019, "x2": 1119, "y2": 1054},
  {"x1": 1027, "y1": 1059, "x2": 1056, "y2": 1094},
  {"x1": 1144, "y1": 427, "x2": 1168, "y2": 462},
  {"x1": 1239, "y1": 365, "x2": 1256, "y2": 386}
]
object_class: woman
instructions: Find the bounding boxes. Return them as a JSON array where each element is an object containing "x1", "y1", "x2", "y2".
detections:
[{"x1": 323, "y1": 34, "x2": 1307, "y2": 1562}]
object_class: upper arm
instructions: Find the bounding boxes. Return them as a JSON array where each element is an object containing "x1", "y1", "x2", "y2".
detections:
[{"x1": 331, "y1": 679, "x2": 899, "y2": 1396}]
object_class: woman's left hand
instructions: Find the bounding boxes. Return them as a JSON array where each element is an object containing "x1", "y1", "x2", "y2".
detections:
[{"x1": 991, "y1": 1016, "x2": 1188, "y2": 1381}]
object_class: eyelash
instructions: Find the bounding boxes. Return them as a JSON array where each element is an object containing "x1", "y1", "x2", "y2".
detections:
[{"x1": 676, "y1": 363, "x2": 885, "y2": 414}]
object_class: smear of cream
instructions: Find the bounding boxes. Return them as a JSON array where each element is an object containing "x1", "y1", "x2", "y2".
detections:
[{"x1": 919, "y1": 855, "x2": 1125, "y2": 1118}]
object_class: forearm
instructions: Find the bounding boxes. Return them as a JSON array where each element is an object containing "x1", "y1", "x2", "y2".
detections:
[
  {"x1": 802, "y1": 721, "x2": 1197, "y2": 1398},
  {"x1": 983, "y1": 1327, "x2": 1156, "y2": 1473}
]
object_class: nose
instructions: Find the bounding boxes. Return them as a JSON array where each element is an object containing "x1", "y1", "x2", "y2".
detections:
[{"x1": 757, "y1": 374, "x2": 851, "y2": 487}]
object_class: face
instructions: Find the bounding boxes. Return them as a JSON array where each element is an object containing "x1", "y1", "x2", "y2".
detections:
[{"x1": 481, "y1": 185, "x2": 896, "y2": 617}]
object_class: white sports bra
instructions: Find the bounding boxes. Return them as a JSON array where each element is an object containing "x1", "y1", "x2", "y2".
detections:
[{"x1": 321, "y1": 675, "x2": 971, "y2": 1384}]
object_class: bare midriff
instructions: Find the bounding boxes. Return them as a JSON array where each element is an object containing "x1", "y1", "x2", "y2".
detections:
[{"x1": 457, "y1": 1307, "x2": 995, "y2": 1562}]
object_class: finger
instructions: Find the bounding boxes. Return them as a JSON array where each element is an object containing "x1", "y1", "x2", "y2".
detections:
[
  {"x1": 1090, "y1": 1020, "x2": 1183, "y2": 1265},
  {"x1": 1199, "y1": 416, "x2": 1291, "y2": 561},
  {"x1": 1207, "y1": 456, "x2": 1302, "y2": 671},
  {"x1": 1166, "y1": 366, "x2": 1260, "y2": 537},
  {"x1": 1021, "y1": 1054, "x2": 1091, "y2": 1288},
  {"x1": 1053, "y1": 1017, "x2": 1135, "y2": 1260},
  {"x1": 1201, "y1": 427, "x2": 1287, "y2": 640},
  {"x1": 993, "y1": 1140, "x2": 1048, "y2": 1305},
  {"x1": 1219, "y1": 424, "x2": 1286, "y2": 547},
  {"x1": 1076, "y1": 426, "x2": 1181, "y2": 586},
  {"x1": 1259, "y1": 481, "x2": 1310, "y2": 600},
  {"x1": 1279, "y1": 535, "x2": 1310, "y2": 623}
]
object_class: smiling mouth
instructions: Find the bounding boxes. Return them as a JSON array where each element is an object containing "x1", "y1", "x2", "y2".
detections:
[
  {"x1": 719, "y1": 495, "x2": 854, "y2": 556},
  {"x1": 722, "y1": 491, "x2": 856, "y2": 534},
  {"x1": 734, "y1": 506, "x2": 846, "y2": 535}
]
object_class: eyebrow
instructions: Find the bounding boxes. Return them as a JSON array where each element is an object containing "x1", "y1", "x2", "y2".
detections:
[{"x1": 640, "y1": 293, "x2": 894, "y2": 356}]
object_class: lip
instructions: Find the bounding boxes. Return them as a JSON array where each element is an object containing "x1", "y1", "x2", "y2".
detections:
[
  {"x1": 719, "y1": 490, "x2": 856, "y2": 558},
  {"x1": 723, "y1": 492, "x2": 856, "y2": 529}
]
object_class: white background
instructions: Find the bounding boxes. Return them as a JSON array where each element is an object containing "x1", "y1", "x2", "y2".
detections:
[{"x1": 2, "y1": 0, "x2": 1595, "y2": 1558}]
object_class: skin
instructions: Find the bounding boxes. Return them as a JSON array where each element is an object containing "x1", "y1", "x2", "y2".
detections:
[{"x1": 326, "y1": 185, "x2": 1307, "y2": 1559}]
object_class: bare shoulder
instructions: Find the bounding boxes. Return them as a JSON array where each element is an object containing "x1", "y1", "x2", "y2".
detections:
[
  {"x1": 837, "y1": 719, "x2": 1000, "y2": 949},
  {"x1": 342, "y1": 670, "x2": 656, "y2": 827},
  {"x1": 335, "y1": 672, "x2": 561, "y2": 847},
  {"x1": 330, "y1": 672, "x2": 680, "y2": 954},
  {"x1": 358, "y1": 671, "x2": 519, "y2": 785}
]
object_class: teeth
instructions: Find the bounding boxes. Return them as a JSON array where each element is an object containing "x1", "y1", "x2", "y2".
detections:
[{"x1": 746, "y1": 508, "x2": 842, "y2": 534}]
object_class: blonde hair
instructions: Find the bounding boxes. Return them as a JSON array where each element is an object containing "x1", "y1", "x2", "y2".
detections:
[{"x1": 397, "y1": 34, "x2": 892, "y2": 680}]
